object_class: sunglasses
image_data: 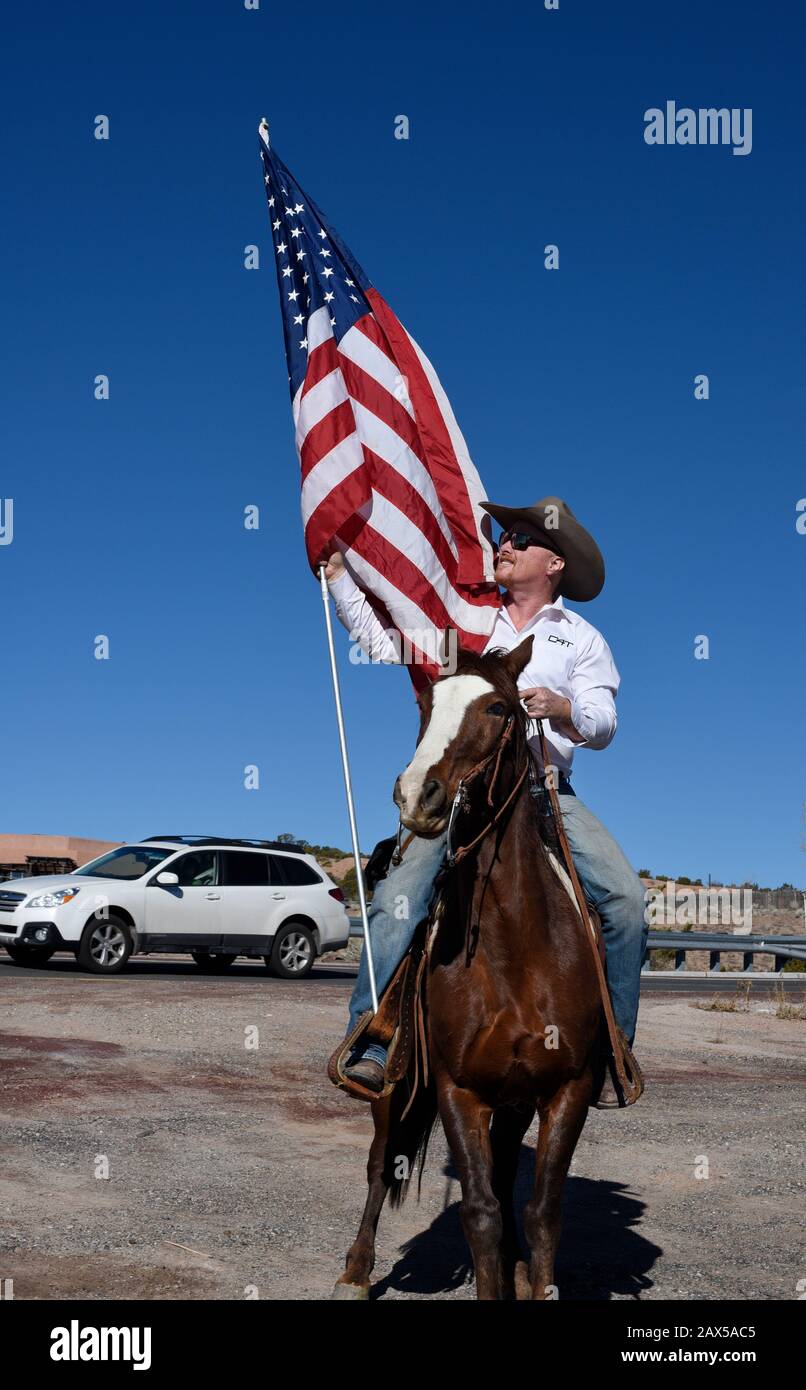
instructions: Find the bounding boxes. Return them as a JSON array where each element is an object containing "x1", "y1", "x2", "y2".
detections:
[{"x1": 496, "y1": 530, "x2": 544, "y2": 552}]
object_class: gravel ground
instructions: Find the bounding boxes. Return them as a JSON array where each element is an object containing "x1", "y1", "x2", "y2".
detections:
[{"x1": 0, "y1": 956, "x2": 804, "y2": 1301}]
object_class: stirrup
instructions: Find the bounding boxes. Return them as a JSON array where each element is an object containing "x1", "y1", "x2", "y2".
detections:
[
  {"x1": 595, "y1": 1035, "x2": 644, "y2": 1108},
  {"x1": 328, "y1": 1012, "x2": 396, "y2": 1102}
]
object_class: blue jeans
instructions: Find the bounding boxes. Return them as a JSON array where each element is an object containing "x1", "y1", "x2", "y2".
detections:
[{"x1": 348, "y1": 789, "x2": 648, "y2": 1067}]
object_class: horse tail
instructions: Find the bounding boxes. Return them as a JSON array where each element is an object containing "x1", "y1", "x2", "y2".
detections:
[{"x1": 385, "y1": 1073, "x2": 439, "y2": 1209}]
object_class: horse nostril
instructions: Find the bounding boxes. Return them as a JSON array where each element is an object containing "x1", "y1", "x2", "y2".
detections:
[
  {"x1": 420, "y1": 778, "x2": 446, "y2": 814},
  {"x1": 393, "y1": 776, "x2": 403, "y2": 807}
]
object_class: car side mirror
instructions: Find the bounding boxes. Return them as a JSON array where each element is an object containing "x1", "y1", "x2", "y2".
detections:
[{"x1": 154, "y1": 871, "x2": 179, "y2": 886}]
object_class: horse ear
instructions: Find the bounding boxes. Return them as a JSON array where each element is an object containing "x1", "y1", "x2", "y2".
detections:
[{"x1": 501, "y1": 635, "x2": 534, "y2": 682}]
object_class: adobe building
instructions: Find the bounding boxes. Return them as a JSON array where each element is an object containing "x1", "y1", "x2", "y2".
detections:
[{"x1": 0, "y1": 834, "x2": 121, "y2": 881}]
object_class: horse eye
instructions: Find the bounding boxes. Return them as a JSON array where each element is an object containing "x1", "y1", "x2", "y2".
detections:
[{"x1": 486, "y1": 701, "x2": 507, "y2": 716}]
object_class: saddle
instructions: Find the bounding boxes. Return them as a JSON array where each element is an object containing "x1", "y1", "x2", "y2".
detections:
[{"x1": 326, "y1": 887, "x2": 607, "y2": 1107}]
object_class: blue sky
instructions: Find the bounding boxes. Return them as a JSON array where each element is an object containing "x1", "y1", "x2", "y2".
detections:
[{"x1": 3, "y1": 0, "x2": 804, "y2": 886}]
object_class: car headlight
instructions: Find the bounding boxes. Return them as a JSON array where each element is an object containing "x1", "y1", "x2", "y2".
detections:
[{"x1": 25, "y1": 888, "x2": 80, "y2": 908}]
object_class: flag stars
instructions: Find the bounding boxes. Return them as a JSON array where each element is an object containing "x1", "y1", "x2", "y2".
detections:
[{"x1": 262, "y1": 167, "x2": 369, "y2": 377}]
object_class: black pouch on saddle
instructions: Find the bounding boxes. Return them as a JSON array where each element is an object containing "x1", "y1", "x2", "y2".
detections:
[
  {"x1": 530, "y1": 781, "x2": 562, "y2": 858},
  {"x1": 363, "y1": 834, "x2": 398, "y2": 893}
]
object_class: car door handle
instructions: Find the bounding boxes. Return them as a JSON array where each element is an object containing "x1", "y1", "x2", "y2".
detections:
[
  {"x1": 205, "y1": 893, "x2": 221, "y2": 900},
  {"x1": 271, "y1": 892, "x2": 286, "y2": 900}
]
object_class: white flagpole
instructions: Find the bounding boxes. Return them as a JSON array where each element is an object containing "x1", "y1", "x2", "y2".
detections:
[{"x1": 318, "y1": 564, "x2": 379, "y2": 1013}]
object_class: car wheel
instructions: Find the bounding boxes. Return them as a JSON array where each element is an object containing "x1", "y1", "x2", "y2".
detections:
[
  {"x1": 265, "y1": 922, "x2": 316, "y2": 979},
  {"x1": 77, "y1": 914, "x2": 133, "y2": 974},
  {"x1": 191, "y1": 952, "x2": 236, "y2": 973},
  {"x1": 5, "y1": 944, "x2": 55, "y2": 966}
]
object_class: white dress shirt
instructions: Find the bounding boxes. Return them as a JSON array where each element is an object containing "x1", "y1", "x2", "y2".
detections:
[{"x1": 328, "y1": 569, "x2": 620, "y2": 775}]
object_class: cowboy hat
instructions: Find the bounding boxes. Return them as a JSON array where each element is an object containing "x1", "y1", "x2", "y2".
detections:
[{"x1": 480, "y1": 496, "x2": 605, "y2": 602}]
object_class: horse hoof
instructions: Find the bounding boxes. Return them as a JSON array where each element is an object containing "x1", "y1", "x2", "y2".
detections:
[{"x1": 332, "y1": 1280, "x2": 370, "y2": 1300}]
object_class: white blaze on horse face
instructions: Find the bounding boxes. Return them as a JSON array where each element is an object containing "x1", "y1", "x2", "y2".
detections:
[{"x1": 398, "y1": 674, "x2": 495, "y2": 816}]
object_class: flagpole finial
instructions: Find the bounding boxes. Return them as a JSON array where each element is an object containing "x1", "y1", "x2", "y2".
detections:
[{"x1": 259, "y1": 117, "x2": 270, "y2": 147}]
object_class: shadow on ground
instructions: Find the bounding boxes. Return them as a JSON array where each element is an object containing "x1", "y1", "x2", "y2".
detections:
[{"x1": 372, "y1": 1146, "x2": 661, "y2": 1300}]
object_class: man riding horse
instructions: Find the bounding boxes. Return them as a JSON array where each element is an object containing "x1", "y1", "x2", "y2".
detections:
[{"x1": 323, "y1": 497, "x2": 647, "y2": 1109}]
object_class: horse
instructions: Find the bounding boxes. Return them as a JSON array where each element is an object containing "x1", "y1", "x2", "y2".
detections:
[{"x1": 333, "y1": 634, "x2": 606, "y2": 1300}]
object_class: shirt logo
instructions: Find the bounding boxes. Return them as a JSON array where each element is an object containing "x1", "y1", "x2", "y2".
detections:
[{"x1": 547, "y1": 635, "x2": 574, "y2": 648}]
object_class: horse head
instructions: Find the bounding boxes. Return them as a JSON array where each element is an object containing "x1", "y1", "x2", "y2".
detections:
[{"x1": 393, "y1": 633, "x2": 534, "y2": 836}]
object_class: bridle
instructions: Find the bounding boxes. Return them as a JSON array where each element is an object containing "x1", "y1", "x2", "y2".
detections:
[
  {"x1": 392, "y1": 710, "x2": 528, "y2": 871},
  {"x1": 444, "y1": 712, "x2": 530, "y2": 867}
]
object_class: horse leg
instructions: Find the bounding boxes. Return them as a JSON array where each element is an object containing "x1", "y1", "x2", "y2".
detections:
[
  {"x1": 490, "y1": 1103, "x2": 535, "y2": 1300},
  {"x1": 333, "y1": 1094, "x2": 392, "y2": 1299},
  {"x1": 439, "y1": 1081, "x2": 503, "y2": 1300},
  {"x1": 523, "y1": 1073, "x2": 593, "y2": 1300}
]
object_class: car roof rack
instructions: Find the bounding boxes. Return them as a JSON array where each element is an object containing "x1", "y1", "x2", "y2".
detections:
[{"x1": 142, "y1": 835, "x2": 307, "y2": 852}]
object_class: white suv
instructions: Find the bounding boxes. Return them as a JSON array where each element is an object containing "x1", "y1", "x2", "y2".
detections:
[{"x1": 0, "y1": 836, "x2": 351, "y2": 978}]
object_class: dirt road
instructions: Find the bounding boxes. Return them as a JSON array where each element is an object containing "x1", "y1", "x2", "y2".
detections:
[{"x1": 1, "y1": 956, "x2": 804, "y2": 1300}]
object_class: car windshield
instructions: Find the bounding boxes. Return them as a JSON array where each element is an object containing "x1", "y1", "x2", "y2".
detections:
[{"x1": 74, "y1": 846, "x2": 175, "y2": 880}]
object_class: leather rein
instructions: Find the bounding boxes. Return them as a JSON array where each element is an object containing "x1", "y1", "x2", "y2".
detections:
[{"x1": 445, "y1": 713, "x2": 530, "y2": 868}]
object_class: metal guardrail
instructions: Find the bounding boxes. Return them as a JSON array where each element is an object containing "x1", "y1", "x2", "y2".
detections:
[
  {"x1": 350, "y1": 920, "x2": 806, "y2": 975},
  {"x1": 643, "y1": 931, "x2": 806, "y2": 975}
]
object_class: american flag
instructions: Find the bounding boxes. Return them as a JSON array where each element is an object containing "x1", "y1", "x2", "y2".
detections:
[{"x1": 258, "y1": 122, "x2": 500, "y2": 687}]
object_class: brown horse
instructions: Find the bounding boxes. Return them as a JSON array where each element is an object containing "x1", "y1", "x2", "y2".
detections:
[{"x1": 334, "y1": 635, "x2": 606, "y2": 1300}]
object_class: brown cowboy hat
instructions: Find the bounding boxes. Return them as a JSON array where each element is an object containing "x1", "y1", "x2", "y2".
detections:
[{"x1": 480, "y1": 496, "x2": 605, "y2": 601}]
